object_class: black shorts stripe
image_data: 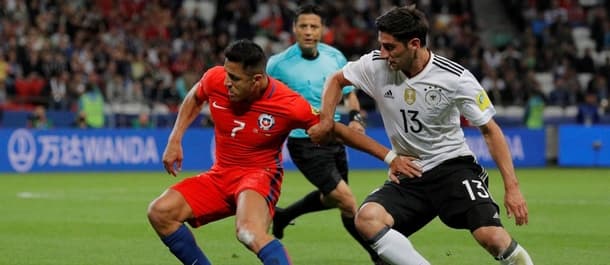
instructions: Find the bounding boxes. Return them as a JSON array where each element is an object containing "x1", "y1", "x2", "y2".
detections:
[{"x1": 478, "y1": 167, "x2": 489, "y2": 183}]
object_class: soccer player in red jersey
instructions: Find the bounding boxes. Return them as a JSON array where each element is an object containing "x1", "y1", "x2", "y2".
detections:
[{"x1": 146, "y1": 39, "x2": 421, "y2": 265}]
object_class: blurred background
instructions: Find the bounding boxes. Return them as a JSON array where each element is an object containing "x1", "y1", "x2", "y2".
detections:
[{"x1": 0, "y1": 0, "x2": 609, "y2": 172}]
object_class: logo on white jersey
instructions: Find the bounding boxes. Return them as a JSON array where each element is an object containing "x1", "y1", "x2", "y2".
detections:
[
  {"x1": 258, "y1": 113, "x2": 275, "y2": 131},
  {"x1": 212, "y1": 101, "x2": 228, "y2": 110},
  {"x1": 404, "y1": 87, "x2": 416, "y2": 105},
  {"x1": 425, "y1": 89, "x2": 442, "y2": 106},
  {"x1": 384, "y1": 90, "x2": 394, "y2": 99}
]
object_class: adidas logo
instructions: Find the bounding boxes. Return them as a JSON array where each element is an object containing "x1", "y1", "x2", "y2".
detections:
[
  {"x1": 493, "y1": 212, "x2": 500, "y2": 219},
  {"x1": 384, "y1": 90, "x2": 394, "y2": 99}
]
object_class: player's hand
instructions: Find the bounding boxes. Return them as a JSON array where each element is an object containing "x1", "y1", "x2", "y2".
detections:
[
  {"x1": 387, "y1": 156, "x2": 422, "y2": 184},
  {"x1": 504, "y1": 187, "x2": 529, "y2": 225},
  {"x1": 347, "y1": 120, "x2": 365, "y2": 134},
  {"x1": 162, "y1": 142, "x2": 183, "y2": 177},
  {"x1": 308, "y1": 119, "x2": 334, "y2": 144}
]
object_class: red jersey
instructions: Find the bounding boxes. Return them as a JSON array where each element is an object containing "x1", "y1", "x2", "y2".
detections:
[{"x1": 196, "y1": 66, "x2": 319, "y2": 169}]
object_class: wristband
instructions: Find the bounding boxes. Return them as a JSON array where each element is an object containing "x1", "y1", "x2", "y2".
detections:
[
  {"x1": 384, "y1": 150, "x2": 397, "y2": 165},
  {"x1": 349, "y1": 110, "x2": 366, "y2": 126}
]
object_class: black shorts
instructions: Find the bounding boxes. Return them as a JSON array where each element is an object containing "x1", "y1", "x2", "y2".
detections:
[
  {"x1": 287, "y1": 137, "x2": 348, "y2": 195},
  {"x1": 363, "y1": 156, "x2": 502, "y2": 235}
]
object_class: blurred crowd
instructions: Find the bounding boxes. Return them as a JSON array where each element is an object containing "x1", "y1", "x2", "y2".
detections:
[{"x1": 0, "y1": 0, "x2": 609, "y2": 128}]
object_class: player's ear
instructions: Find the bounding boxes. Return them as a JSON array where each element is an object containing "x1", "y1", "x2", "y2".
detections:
[
  {"x1": 407, "y1": 37, "x2": 421, "y2": 49},
  {"x1": 253, "y1": 73, "x2": 263, "y2": 81}
]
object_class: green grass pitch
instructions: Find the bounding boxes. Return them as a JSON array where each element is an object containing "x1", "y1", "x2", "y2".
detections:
[{"x1": 1, "y1": 168, "x2": 609, "y2": 265}]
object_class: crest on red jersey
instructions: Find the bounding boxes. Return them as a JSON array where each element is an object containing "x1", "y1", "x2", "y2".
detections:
[{"x1": 257, "y1": 113, "x2": 275, "y2": 131}]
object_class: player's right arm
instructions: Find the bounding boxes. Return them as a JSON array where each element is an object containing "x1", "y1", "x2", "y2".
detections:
[
  {"x1": 163, "y1": 81, "x2": 207, "y2": 176},
  {"x1": 308, "y1": 70, "x2": 353, "y2": 143}
]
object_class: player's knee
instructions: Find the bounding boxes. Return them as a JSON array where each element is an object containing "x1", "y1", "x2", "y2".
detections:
[
  {"x1": 473, "y1": 226, "x2": 511, "y2": 256},
  {"x1": 355, "y1": 203, "x2": 386, "y2": 238},
  {"x1": 147, "y1": 191, "x2": 185, "y2": 226},
  {"x1": 236, "y1": 226, "x2": 259, "y2": 247},
  {"x1": 147, "y1": 197, "x2": 172, "y2": 225}
]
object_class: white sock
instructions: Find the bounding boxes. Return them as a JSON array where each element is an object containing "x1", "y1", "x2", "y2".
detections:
[
  {"x1": 498, "y1": 243, "x2": 534, "y2": 265},
  {"x1": 370, "y1": 228, "x2": 430, "y2": 265}
]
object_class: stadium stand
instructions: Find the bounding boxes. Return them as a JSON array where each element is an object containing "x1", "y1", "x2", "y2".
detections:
[{"x1": 0, "y1": 0, "x2": 608, "y2": 128}]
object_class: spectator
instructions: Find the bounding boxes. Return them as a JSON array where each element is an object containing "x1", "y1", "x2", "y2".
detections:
[
  {"x1": 78, "y1": 82, "x2": 105, "y2": 128},
  {"x1": 72, "y1": 111, "x2": 89, "y2": 129},
  {"x1": 523, "y1": 89, "x2": 546, "y2": 129},
  {"x1": 0, "y1": 0, "x2": 607, "y2": 129},
  {"x1": 577, "y1": 92, "x2": 601, "y2": 125},
  {"x1": 27, "y1": 105, "x2": 52, "y2": 129},
  {"x1": 132, "y1": 112, "x2": 154, "y2": 129},
  {"x1": 48, "y1": 70, "x2": 70, "y2": 110},
  {"x1": 481, "y1": 67, "x2": 506, "y2": 106}
]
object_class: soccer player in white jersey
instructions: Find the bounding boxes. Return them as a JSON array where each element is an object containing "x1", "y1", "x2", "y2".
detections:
[{"x1": 309, "y1": 6, "x2": 534, "y2": 265}]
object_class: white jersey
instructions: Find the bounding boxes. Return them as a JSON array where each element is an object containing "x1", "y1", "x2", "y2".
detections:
[{"x1": 343, "y1": 50, "x2": 495, "y2": 172}]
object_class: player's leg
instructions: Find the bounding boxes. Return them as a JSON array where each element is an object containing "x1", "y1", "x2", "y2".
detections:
[
  {"x1": 323, "y1": 145, "x2": 384, "y2": 264},
  {"x1": 148, "y1": 173, "x2": 228, "y2": 265},
  {"x1": 235, "y1": 169, "x2": 291, "y2": 265},
  {"x1": 355, "y1": 182, "x2": 432, "y2": 265},
  {"x1": 472, "y1": 227, "x2": 533, "y2": 265},
  {"x1": 273, "y1": 138, "x2": 336, "y2": 239},
  {"x1": 436, "y1": 157, "x2": 533, "y2": 265},
  {"x1": 323, "y1": 179, "x2": 385, "y2": 264}
]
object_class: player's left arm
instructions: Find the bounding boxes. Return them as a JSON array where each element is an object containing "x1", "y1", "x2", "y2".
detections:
[
  {"x1": 479, "y1": 119, "x2": 529, "y2": 226},
  {"x1": 458, "y1": 70, "x2": 528, "y2": 225},
  {"x1": 333, "y1": 122, "x2": 422, "y2": 180}
]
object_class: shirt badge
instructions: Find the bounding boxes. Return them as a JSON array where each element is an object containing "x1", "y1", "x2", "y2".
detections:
[
  {"x1": 258, "y1": 113, "x2": 275, "y2": 131},
  {"x1": 311, "y1": 106, "x2": 320, "y2": 115},
  {"x1": 404, "y1": 87, "x2": 416, "y2": 105},
  {"x1": 476, "y1": 91, "x2": 491, "y2": 111}
]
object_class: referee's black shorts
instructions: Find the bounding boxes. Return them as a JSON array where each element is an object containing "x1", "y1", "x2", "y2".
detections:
[
  {"x1": 363, "y1": 156, "x2": 502, "y2": 235},
  {"x1": 287, "y1": 137, "x2": 348, "y2": 195}
]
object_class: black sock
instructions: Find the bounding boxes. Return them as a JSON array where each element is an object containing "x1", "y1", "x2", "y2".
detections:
[
  {"x1": 341, "y1": 215, "x2": 381, "y2": 262},
  {"x1": 282, "y1": 190, "x2": 329, "y2": 220}
]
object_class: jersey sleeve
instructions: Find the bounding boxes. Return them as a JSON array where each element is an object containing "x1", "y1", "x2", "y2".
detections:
[
  {"x1": 342, "y1": 52, "x2": 376, "y2": 97},
  {"x1": 455, "y1": 70, "x2": 496, "y2": 126},
  {"x1": 291, "y1": 95, "x2": 320, "y2": 130},
  {"x1": 195, "y1": 67, "x2": 218, "y2": 102}
]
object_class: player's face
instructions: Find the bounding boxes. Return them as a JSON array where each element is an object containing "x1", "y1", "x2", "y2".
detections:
[
  {"x1": 223, "y1": 60, "x2": 257, "y2": 102},
  {"x1": 293, "y1": 14, "x2": 323, "y2": 55},
  {"x1": 378, "y1": 31, "x2": 418, "y2": 72}
]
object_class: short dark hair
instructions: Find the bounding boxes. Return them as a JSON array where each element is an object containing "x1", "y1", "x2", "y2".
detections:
[
  {"x1": 224, "y1": 39, "x2": 267, "y2": 74},
  {"x1": 294, "y1": 3, "x2": 326, "y2": 24},
  {"x1": 375, "y1": 6, "x2": 428, "y2": 46}
]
